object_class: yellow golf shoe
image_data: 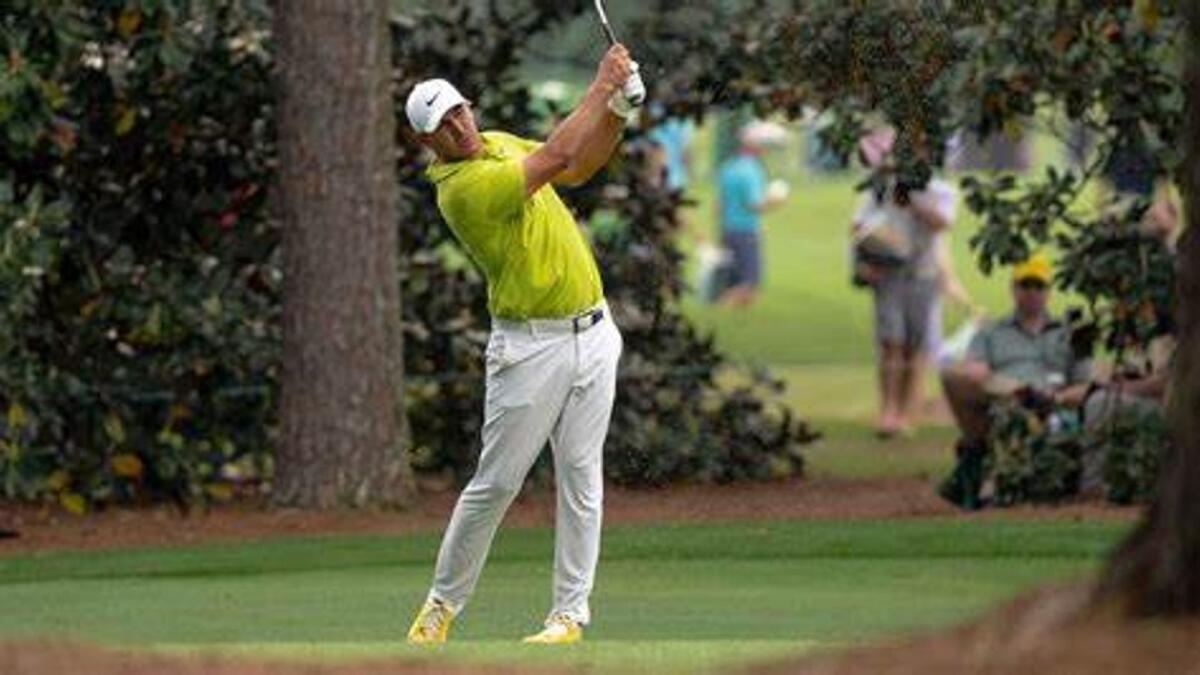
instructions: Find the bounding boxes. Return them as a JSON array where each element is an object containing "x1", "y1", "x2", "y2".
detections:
[
  {"x1": 406, "y1": 598, "x2": 455, "y2": 645},
  {"x1": 522, "y1": 614, "x2": 582, "y2": 645}
]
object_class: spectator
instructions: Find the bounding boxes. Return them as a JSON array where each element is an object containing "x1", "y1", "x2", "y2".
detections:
[
  {"x1": 938, "y1": 254, "x2": 1094, "y2": 508},
  {"x1": 1078, "y1": 195, "x2": 1179, "y2": 493},
  {"x1": 715, "y1": 121, "x2": 788, "y2": 308},
  {"x1": 647, "y1": 115, "x2": 694, "y2": 193},
  {"x1": 929, "y1": 236, "x2": 983, "y2": 370},
  {"x1": 851, "y1": 128, "x2": 957, "y2": 438}
]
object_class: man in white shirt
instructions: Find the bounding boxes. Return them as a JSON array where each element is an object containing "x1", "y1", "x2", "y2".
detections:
[{"x1": 852, "y1": 128, "x2": 957, "y2": 438}]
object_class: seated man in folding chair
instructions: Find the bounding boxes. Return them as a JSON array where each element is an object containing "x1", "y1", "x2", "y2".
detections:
[{"x1": 938, "y1": 254, "x2": 1093, "y2": 509}]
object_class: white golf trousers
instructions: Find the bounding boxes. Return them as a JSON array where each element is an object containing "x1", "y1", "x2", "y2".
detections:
[{"x1": 428, "y1": 301, "x2": 622, "y2": 626}]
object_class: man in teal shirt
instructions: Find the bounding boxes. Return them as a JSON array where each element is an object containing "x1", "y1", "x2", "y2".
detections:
[
  {"x1": 715, "y1": 123, "x2": 786, "y2": 307},
  {"x1": 647, "y1": 116, "x2": 693, "y2": 192}
]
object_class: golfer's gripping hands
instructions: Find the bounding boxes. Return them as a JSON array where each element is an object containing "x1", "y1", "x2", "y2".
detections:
[{"x1": 598, "y1": 44, "x2": 644, "y2": 119}]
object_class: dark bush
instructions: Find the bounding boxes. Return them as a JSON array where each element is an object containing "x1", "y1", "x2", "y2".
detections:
[
  {"x1": 988, "y1": 402, "x2": 1082, "y2": 506},
  {"x1": 1092, "y1": 404, "x2": 1168, "y2": 505}
]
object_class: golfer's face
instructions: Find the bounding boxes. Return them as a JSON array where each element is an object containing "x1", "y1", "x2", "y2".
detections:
[{"x1": 428, "y1": 104, "x2": 482, "y2": 160}]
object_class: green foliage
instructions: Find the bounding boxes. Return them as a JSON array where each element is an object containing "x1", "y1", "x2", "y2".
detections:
[
  {"x1": 1091, "y1": 402, "x2": 1168, "y2": 505},
  {"x1": 638, "y1": 1, "x2": 1183, "y2": 362},
  {"x1": 985, "y1": 396, "x2": 1167, "y2": 506},
  {"x1": 627, "y1": 1, "x2": 1183, "y2": 504},
  {"x1": 987, "y1": 402, "x2": 1082, "y2": 506},
  {"x1": 0, "y1": 0, "x2": 278, "y2": 510}
]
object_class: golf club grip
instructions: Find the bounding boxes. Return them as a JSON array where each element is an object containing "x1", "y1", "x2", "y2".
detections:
[{"x1": 623, "y1": 72, "x2": 646, "y2": 106}]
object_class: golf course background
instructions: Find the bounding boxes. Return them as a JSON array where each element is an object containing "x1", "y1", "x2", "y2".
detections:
[{"x1": 0, "y1": 123, "x2": 1140, "y2": 673}]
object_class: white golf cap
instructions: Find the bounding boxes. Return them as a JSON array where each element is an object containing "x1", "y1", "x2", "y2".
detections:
[{"x1": 405, "y1": 79, "x2": 468, "y2": 134}]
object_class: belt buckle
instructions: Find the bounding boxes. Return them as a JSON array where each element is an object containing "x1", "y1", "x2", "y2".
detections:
[{"x1": 572, "y1": 309, "x2": 603, "y2": 333}]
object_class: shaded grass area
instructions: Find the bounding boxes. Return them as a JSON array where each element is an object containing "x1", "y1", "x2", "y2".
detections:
[
  {"x1": 1, "y1": 520, "x2": 1127, "y2": 672},
  {"x1": 767, "y1": 363, "x2": 956, "y2": 479}
]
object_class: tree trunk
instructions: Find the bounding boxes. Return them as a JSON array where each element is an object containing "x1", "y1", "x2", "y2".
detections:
[
  {"x1": 1094, "y1": 5, "x2": 1200, "y2": 615},
  {"x1": 273, "y1": 1, "x2": 413, "y2": 508}
]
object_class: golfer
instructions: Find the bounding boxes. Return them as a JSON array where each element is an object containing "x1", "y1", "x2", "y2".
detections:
[{"x1": 404, "y1": 45, "x2": 642, "y2": 645}]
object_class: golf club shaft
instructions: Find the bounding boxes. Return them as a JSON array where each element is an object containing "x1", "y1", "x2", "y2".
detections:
[
  {"x1": 594, "y1": 0, "x2": 645, "y2": 107},
  {"x1": 594, "y1": 0, "x2": 619, "y2": 45},
  {"x1": 601, "y1": 21, "x2": 618, "y2": 46}
]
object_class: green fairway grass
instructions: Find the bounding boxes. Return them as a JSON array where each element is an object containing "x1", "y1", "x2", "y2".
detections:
[{"x1": 1, "y1": 519, "x2": 1127, "y2": 672}]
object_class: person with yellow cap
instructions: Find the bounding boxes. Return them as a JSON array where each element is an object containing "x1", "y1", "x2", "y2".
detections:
[{"x1": 938, "y1": 253, "x2": 1093, "y2": 509}]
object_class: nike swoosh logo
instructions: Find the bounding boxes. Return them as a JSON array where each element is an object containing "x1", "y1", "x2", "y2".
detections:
[{"x1": 426, "y1": 92, "x2": 440, "y2": 106}]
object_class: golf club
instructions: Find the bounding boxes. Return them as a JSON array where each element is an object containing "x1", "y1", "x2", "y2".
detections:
[{"x1": 593, "y1": 0, "x2": 645, "y2": 106}]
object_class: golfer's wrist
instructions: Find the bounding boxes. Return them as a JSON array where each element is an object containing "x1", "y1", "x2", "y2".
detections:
[{"x1": 588, "y1": 78, "x2": 619, "y2": 99}]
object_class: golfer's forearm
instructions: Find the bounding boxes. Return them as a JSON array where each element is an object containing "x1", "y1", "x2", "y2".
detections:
[
  {"x1": 563, "y1": 113, "x2": 624, "y2": 184},
  {"x1": 542, "y1": 83, "x2": 619, "y2": 182}
]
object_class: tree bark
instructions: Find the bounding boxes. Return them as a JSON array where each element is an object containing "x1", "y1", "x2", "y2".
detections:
[
  {"x1": 273, "y1": 1, "x2": 413, "y2": 508},
  {"x1": 1094, "y1": 5, "x2": 1200, "y2": 615}
]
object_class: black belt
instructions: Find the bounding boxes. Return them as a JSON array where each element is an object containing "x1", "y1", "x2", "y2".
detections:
[{"x1": 572, "y1": 308, "x2": 605, "y2": 333}]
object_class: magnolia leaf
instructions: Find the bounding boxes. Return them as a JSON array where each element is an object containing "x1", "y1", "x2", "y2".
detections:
[
  {"x1": 6, "y1": 402, "x2": 28, "y2": 430},
  {"x1": 103, "y1": 413, "x2": 127, "y2": 445},
  {"x1": 114, "y1": 104, "x2": 137, "y2": 136},
  {"x1": 46, "y1": 470, "x2": 70, "y2": 492},
  {"x1": 117, "y1": 7, "x2": 142, "y2": 39},
  {"x1": 204, "y1": 483, "x2": 234, "y2": 501},
  {"x1": 59, "y1": 492, "x2": 88, "y2": 516},
  {"x1": 1135, "y1": 0, "x2": 1160, "y2": 33},
  {"x1": 111, "y1": 453, "x2": 144, "y2": 479}
]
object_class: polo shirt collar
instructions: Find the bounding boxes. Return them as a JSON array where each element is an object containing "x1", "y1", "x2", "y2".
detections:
[
  {"x1": 426, "y1": 132, "x2": 504, "y2": 184},
  {"x1": 1001, "y1": 312, "x2": 1062, "y2": 337}
]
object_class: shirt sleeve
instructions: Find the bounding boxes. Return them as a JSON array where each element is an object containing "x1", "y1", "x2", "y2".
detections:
[
  {"x1": 647, "y1": 126, "x2": 667, "y2": 148},
  {"x1": 1069, "y1": 356, "x2": 1093, "y2": 385},
  {"x1": 852, "y1": 193, "x2": 877, "y2": 227},
  {"x1": 966, "y1": 324, "x2": 991, "y2": 364},
  {"x1": 746, "y1": 164, "x2": 767, "y2": 209},
  {"x1": 491, "y1": 131, "x2": 543, "y2": 156},
  {"x1": 914, "y1": 181, "x2": 957, "y2": 227}
]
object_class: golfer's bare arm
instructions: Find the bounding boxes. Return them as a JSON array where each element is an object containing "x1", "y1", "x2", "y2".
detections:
[
  {"x1": 552, "y1": 104, "x2": 624, "y2": 187},
  {"x1": 523, "y1": 46, "x2": 631, "y2": 196}
]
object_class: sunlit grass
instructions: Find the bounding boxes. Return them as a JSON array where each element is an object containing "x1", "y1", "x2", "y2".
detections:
[{"x1": 0, "y1": 519, "x2": 1126, "y2": 672}]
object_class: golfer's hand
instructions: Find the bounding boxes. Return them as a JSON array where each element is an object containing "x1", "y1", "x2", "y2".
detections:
[{"x1": 596, "y1": 44, "x2": 634, "y2": 94}]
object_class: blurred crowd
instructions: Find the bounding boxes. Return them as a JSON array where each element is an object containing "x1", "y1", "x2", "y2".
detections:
[{"x1": 644, "y1": 109, "x2": 1177, "y2": 508}]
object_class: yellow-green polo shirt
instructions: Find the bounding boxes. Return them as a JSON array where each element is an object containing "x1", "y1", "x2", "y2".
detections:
[{"x1": 426, "y1": 131, "x2": 603, "y2": 320}]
